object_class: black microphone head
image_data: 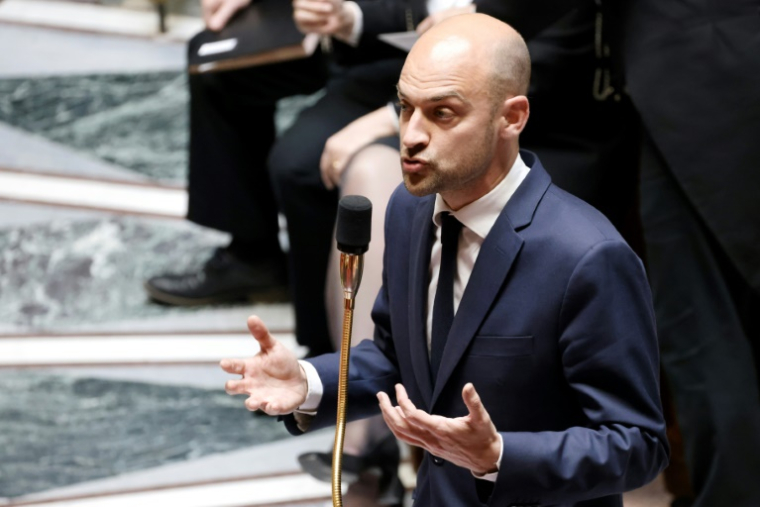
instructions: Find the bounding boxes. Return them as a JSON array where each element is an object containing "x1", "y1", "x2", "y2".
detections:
[{"x1": 337, "y1": 195, "x2": 372, "y2": 254}]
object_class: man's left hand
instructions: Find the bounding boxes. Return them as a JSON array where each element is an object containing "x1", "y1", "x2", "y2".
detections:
[{"x1": 377, "y1": 383, "x2": 501, "y2": 475}]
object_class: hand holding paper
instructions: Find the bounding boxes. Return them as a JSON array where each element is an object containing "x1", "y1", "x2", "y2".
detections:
[
  {"x1": 293, "y1": 0, "x2": 355, "y2": 39},
  {"x1": 202, "y1": 0, "x2": 252, "y2": 31}
]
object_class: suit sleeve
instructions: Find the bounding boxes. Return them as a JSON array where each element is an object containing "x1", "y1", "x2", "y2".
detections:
[{"x1": 486, "y1": 240, "x2": 670, "y2": 506}]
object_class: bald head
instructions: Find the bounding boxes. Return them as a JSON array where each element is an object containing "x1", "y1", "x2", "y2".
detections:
[
  {"x1": 396, "y1": 14, "x2": 532, "y2": 209},
  {"x1": 406, "y1": 14, "x2": 531, "y2": 104}
]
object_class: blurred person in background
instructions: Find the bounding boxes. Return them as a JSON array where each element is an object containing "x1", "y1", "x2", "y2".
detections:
[{"x1": 145, "y1": 0, "x2": 410, "y2": 359}]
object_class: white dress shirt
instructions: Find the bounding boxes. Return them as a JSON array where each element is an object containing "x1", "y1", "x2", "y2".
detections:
[{"x1": 426, "y1": 155, "x2": 529, "y2": 347}]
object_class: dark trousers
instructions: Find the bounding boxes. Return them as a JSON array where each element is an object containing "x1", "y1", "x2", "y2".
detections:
[
  {"x1": 187, "y1": 49, "x2": 401, "y2": 355},
  {"x1": 640, "y1": 131, "x2": 760, "y2": 506}
]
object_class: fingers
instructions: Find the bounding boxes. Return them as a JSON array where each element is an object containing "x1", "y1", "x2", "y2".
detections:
[
  {"x1": 247, "y1": 315, "x2": 276, "y2": 352},
  {"x1": 377, "y1": 391, "x2": 427, "y2": 448},
  {"x1": 293, "y1": 0, "x2": 335, "y2": 14},
  {"x1": 244, "y1": 396, "x2": 264, "y2": 412},
  {"x1": 462, "y1": 382, "x2": 489, "y2": 424},
  {"x1": 319, "y1": 151, "x2": 332, "y2": 189},
  {"x1": 202, "y1": 0, "x2": 219, "y2": 26},
  {"x1": 224, "y1": 378, "x2": 248, "y2": 395},
  {"x1": 208, "y1": 0, "x2": 243, "y2": 30},
  {"x1": 320, "y1": 137, "x2": 350, "y2": 190},
  {"x1": 292, "y1": 0, "x2": 334, "y2": 32},
  {"x1": 220, "y1": 358, "x2": 245, "y2": 375},
  {"x1": 396, "y1": 384, "x2": 438, "y2": 432},
  {"x1": 416, "y1": 15, "x2": 433, "y2": 34},
  {"x1": 293, "y1": 10, "x2": 330, "y2": 26},
  {"x1": 319, "y1": 146, "x2": 336, "y2": 190}
]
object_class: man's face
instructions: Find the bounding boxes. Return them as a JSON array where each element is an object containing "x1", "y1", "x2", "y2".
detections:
[{"x1": 397, "y1": 37, "x2": 501, "y2": 207}]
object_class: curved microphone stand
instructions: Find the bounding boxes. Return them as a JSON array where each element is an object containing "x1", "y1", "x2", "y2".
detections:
[{"x1": 332, "y1": 195, "x2": 372, "y2": 507}]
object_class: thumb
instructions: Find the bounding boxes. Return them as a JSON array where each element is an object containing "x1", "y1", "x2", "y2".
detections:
[
  {"x1": 247, "y1": 315, "x2": 277, "y2": 352},
  {"x1": 208, "y1": 0, "x2": 242, "y2": 30},
  {"x1": 319, "y1": 148, "x2": 335, "y2": 190},
  {"x1": 462, "y1": 383, "x2": 489, "y2": 423}
]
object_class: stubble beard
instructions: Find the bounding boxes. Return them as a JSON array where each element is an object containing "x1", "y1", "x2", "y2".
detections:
[{"x1": 401, "y1": 122, "x2": 497, "y2": 199}]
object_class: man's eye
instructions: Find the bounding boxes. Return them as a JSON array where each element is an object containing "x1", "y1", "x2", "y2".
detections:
[
  {"x1": 397, "y1": 102, "x2": 409, "y2": 112},
  {"x1": 435, "y1": 108, "x2": 454, "y2": 119}
]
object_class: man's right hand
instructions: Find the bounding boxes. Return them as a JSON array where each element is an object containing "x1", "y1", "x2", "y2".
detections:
[
  {"x1": 221, "y1": 315, "x2": 308, "y2": 415},
  {"x1": 202, "y1": 0, "x2": 251, "y2": 31}
]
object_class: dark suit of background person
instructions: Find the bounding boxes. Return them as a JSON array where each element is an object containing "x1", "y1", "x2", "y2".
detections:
[
  {"x1": 145, "y1": 5, "x2": 410, "y2": 356},
  {"x1": 624, "y1": 2, "x2": 760, "y2": 505},
  {"x1": 489, "y1": 1, "x2": 760, "y2": 505},
  {"x1": 284, "y1": 151, "x2": 669, "y2": 507}
]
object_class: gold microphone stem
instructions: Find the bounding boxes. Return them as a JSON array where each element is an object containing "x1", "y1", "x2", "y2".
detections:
[
  {"x1": 332, "y1": 296, "x2": 354, "y2": 507},
  {"x1": 332, "y1": 252, "x2": 363, "y2": 507}
]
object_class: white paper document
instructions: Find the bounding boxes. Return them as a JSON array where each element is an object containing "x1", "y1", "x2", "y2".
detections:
[
  {"x1": 378, "y1": 31, "x2": 419, "y2": 52},
  {"x1": 198, "y1": 38, "x2": 238, "y2": 56}
]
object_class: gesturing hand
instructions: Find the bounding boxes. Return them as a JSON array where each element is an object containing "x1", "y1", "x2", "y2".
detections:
[
  {"x1": 220, "y1": 315, "x2": 308, "y2": 415},
  {"x1": 378, "y1": 383, "x2": 501, "y2": 475}
]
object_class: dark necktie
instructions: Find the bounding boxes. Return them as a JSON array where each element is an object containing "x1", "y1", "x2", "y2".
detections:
[{"x1": 430, "y1": 213, "x2": 463, "y2": 380}]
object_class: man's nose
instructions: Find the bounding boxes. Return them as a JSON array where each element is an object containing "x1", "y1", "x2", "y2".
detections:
[{"x1": 401, "y1": 111, "x2": 430, "y2": 150}]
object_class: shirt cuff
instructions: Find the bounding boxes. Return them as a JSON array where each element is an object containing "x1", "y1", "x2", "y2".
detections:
[
  {"x1": 342, "y1": 1, "x2": 363, "y2": 47},
  {"x1": 296, "y1": 360, "x2": 324, "y2": 414},
  {"x1": 472, "y1": 433, "x2": 503, "y2": 482}
]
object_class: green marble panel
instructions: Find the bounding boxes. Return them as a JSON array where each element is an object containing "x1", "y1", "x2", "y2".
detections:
[
  {"x1": 0, "y1": 72, "x2": 322, "y2": 183},
  {"x1": 0, "y1": 73, "x2": 188, "y2": 182},
  {"x1": 0, "y1": 371, "x2": 289, "y2": 498},
  {"x1": 0, "y1": 216, "x2": 236, "y2": 330}
]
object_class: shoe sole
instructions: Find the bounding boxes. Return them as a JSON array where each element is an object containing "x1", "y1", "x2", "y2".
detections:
[
  {"x1": 297, "y1": 454, "x2": 360, "y2": 485},
  {"x1": 143, "y1": 282, "x2": 290, "y2": 307}
]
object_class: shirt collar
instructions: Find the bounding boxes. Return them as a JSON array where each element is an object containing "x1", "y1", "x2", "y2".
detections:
[{"x1": 432, "y1": 153, "x2": 530, "y2": 239}]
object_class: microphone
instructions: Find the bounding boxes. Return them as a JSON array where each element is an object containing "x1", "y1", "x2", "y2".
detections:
[
  {"x1": 332, "y1": 195, "x2": 372, "y2": 507},
  {"x1": 337, "y1": 195, "x2": 372, "y2": 301}
]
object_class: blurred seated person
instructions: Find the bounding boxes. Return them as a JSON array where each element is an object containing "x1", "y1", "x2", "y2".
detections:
[{"x1": 144, "y1": 0, "x2": 412, "y2": 357}]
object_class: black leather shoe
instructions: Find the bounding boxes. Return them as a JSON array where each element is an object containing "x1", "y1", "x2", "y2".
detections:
[
  {"x1": 145, "y1": 248, "x2": 288, "y2": 305},
  {"x1": 298, "y1": 435, "x2": 403, "y2": 506},
  {"x1": 298, "y1": 451, "x2": 364, "y2": 484}
]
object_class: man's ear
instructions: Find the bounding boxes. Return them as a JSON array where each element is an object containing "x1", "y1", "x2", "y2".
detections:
[{"x1": 499, "y1": 95, "x2": 529, "y2": 139}]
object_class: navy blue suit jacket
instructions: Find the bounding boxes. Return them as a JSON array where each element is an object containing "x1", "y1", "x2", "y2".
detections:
[{"x1": 286, "y1": 152, "x2": 669, "y2": 506}]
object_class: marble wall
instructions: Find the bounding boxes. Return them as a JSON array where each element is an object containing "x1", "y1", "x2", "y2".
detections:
[{"x1": 0, "y1": 371, "x2": 289, "y2": 498}]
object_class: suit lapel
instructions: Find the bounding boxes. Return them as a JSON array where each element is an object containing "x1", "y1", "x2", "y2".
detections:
[
  {"x1": 430, "y1": 152, "x2": 552, "y2": 407},
  {"x1": 408, "y1": 196, "x2": 436, "y2": 408},
  {"x1": 430, "y1": 218, "x2": 523, "y2": 406}
]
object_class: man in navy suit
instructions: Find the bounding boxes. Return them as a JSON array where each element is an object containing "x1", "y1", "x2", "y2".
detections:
[{"x1": 221, "y1": 14, "x2": 668, "y2": 506}]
